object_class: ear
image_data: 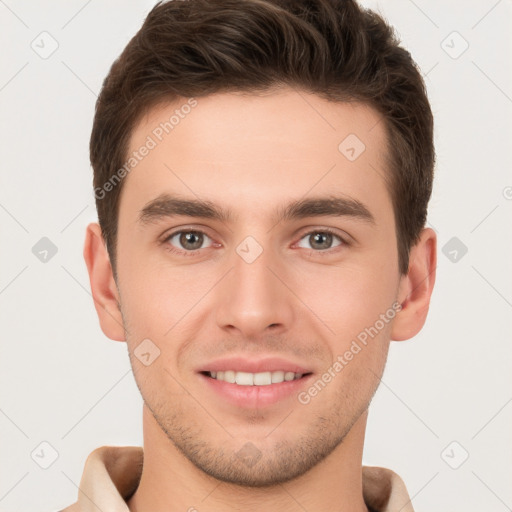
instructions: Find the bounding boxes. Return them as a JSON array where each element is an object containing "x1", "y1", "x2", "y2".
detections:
[
  {"x1": 391, "y1": 227, "x2": 437, "y2": 341},
  {"x1": 83, "y1": 222, "x2": 126, "y2": 341}
]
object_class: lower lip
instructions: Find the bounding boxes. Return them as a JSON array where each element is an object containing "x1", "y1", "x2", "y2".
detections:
[{"x1": 199, "y1": 373, "x2": 313, "y2": 408}]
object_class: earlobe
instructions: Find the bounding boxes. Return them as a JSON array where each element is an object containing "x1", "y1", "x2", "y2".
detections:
[
  {"x1": 391, "y1": 227, "x2": 437, "y2": 341},
  {"x1": 83, "y1": 222, "x2": 126, "y2": 342}
]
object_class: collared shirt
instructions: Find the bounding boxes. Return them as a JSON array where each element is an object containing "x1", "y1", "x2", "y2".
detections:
[{"x1": 58, "y1": 446, "x2": 415, "y2": 512}]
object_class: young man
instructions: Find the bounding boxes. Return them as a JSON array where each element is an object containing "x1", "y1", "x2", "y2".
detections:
[{"x1": 62, "y1": 0, "x2": 436, "y2": 510}]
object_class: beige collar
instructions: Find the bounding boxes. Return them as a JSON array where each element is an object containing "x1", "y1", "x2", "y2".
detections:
[{"x1": 64, "y1": 445, "x2": 414, "y2": 512}]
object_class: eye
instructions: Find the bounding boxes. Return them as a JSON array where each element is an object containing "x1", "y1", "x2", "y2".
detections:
[
  {"x1": 164, "y1": 230, "x2": 214, "y2": 253},
  {"x1": 296, "y1": 229, "x2": 346, "y2": 251},
  {"x1": 162, "y1": 227, "x2": 348, "y2": 256}
]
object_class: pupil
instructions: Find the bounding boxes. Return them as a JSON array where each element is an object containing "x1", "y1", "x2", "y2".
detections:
[
  {"x1": 181, "y1": 232, "x2": 203, "y2": 250},
  {"x1": 311, "y1": 232, "x2": 332, "y2": 250}
]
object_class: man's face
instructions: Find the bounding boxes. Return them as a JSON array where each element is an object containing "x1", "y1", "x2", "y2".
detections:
[{"x1": 115, "y1": 88, "x2": 402, "y2": 485}]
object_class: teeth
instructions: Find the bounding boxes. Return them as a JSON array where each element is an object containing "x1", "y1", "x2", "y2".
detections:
[
  {"x1": 224, "y1": 370, "x2": 236, "y2": 383},
  {"x1": 253, "y1": 372, "x2": 272, "y2": 385},
  {"x1": 271, "y1": 370, "x2": 284, "y2": 383},
  {"x1": 209, "y1": 370, "x2": 305, "y2": 385},
  {"x1": 236, "y1": 371, "x2": 254, "y2": 386}
]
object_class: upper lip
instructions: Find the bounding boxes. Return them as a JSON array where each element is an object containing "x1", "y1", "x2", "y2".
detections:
[{"x1": 198, "y1": 356, "x2": 312, "y2": 375}]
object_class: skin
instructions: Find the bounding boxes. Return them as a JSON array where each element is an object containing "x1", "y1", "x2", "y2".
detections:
[{"x1": 84, "y1": 87, "x2": 436, "y2": 512}]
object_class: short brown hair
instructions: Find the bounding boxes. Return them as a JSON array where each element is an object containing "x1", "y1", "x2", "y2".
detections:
[{"x1": 90, "y1": 0, "x2": 435, "y2": 277}]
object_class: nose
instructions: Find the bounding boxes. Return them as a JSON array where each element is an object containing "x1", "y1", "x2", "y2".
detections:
[{"x1": 214, "y1": 242, "x2": 295, "y2": 339}]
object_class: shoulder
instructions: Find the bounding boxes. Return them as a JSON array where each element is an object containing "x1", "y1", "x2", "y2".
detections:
[
  {"x1": 362, "y1": 465, "x2": 414, "y2": 512},
  {"x1": 55, "y1": 445, "x2": 143, "y2": 512}
]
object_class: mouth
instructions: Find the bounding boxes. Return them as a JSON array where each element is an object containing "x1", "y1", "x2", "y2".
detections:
[
  {"x1": 200, "y1": 370, "x2": 312, "y2": 386},
  {"x1": 196, "y1": 356, "x2": 314, "y2": 408},
  {"x1": 198, "y1": 369, "x2": 314, "y2": 409}
]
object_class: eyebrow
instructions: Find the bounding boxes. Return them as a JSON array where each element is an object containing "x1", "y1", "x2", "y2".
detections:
[{"x1": 138, "y1": 193, "x2": 375, "y2": 226}]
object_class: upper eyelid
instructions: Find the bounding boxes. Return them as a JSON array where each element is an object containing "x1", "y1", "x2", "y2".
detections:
[
  {"x1": 163, "y1": 226, "x2": 349, "y2": 249},
  {"x1": 294, "y1": 228, "x2": 349, "y2": 248}
]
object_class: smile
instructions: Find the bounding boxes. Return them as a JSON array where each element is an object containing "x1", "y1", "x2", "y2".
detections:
[{"x1": 205, "y1": 370, "x2": 307, "y2": 386}]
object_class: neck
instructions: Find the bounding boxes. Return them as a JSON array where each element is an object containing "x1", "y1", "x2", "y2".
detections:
[{"x1": 127, "y1": 405, "x2": 369, "y2": 512}]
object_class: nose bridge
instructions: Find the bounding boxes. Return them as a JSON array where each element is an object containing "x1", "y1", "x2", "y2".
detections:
[{"x1": 214, "y1": 235, "x2": 294, "y2": 336}]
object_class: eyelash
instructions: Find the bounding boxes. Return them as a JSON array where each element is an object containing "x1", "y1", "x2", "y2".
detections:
[{"x1": 161, "y1": 227, "x2": 350, "y2": 257}]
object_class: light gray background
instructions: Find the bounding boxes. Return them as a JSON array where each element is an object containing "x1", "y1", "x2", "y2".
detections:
[{"x1": 1, "y1": 1, "x2": 511, "y2": 511}]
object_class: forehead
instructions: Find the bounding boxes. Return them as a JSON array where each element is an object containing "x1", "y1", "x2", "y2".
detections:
[{"x1": 120, "y1": 88, "x2": 392, "y2": 223}]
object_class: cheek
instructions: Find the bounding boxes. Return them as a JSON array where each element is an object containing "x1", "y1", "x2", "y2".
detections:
[
  {"x1": 290, "y1": 226, "x2": 399, "y2": 338},
  {"x1": 117, "y1": 256, "x2": 221, "y2": 379},
  {"x1": 297, "y1": 260, "x2": 399, "y2": 340},
  {"x1": 118, "y1": 245, "x2": 212, "y2": 327}
]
